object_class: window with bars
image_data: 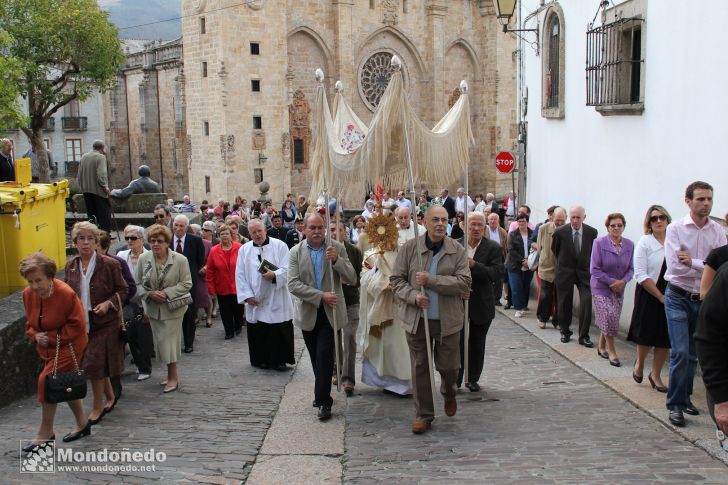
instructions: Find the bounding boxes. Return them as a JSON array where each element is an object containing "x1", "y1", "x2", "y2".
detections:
[
  {"x1": 545, "y1": 17, "x2": 560, "y2": 109},
  {"x1": 586, "y1": 17, "x2": 644, "y2": 112}
]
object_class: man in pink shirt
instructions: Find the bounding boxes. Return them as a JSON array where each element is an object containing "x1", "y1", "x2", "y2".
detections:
[{"x1": 664, "y1": 181, "x2": 727, "y2": 427}]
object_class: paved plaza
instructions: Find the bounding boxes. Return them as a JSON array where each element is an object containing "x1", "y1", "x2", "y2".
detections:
[{"x1": 2, "y1": 312, "x2": 728, "y2": 484}]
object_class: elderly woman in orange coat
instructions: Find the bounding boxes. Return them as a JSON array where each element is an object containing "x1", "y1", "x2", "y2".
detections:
[{"x1": 21, "y1": 252, "x2": 90, "y2": 452}]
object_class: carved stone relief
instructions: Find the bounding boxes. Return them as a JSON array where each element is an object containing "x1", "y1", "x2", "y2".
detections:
[
  {"x1": 383, "y1": 0, "x2": 399, "y2": 25},
  {"x1": 252, "y1": 130, "x2": 266, "y2": 150},
  {"x1": 289, "y1": 90, "x2": 312, "y2": 167}
]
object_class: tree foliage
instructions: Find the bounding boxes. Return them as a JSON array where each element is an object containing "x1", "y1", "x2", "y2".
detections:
[{"x1": 1, "y1": 0, "x2": 125, "y2": 182}]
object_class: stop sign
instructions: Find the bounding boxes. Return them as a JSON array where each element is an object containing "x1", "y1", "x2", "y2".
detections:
[{"x1": 495, "y1": 151, "x2": 515, "y2": 174}]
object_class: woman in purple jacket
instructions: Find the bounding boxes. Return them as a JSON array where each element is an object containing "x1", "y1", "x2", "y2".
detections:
[{"x1": 590, "y1": 213, "x2": 634, "y2": 367}]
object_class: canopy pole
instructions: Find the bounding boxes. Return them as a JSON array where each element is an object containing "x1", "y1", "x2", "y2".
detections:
[{"x1": 324, "y1": 187, "x2": 342, "y2": 394}]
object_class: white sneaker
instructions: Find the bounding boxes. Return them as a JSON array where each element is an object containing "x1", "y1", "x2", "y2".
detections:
[
  {"x1": 514, "y1": 310, "x2": 524, "y2": 318},
  {"x1": 137, "y1": 373, "x2": 151, "y2": 381}
]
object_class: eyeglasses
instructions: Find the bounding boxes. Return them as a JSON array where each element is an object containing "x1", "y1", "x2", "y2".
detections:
[
  {"x1": 649, "y1": 215, "x2": 668, "y2": 223},
  {"x1": 125, "y1": 236, "x2": 140, "y2": 241},
  {"x1": 154, "y1": 214, "x2": 165, "y2": 219},
  {"x1": 202, "y1": 228, "x2": 212, "y2": 232},
  {"x1": 609, "y1": 224, "x2": 624, "y2": 228},
  {"x1": 430, "y1": 217, "x2": 449, "y2": 223},
  {"x1": 149, "y1": 238, "x2": 165, "y2": 244}
]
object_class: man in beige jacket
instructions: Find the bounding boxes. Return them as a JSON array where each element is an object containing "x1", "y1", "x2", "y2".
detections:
[
  {"x1": 77, "y1": 140, "x2": 111, "y2": 232},
  {"x1": 391, "y1": 205, "x2": 471, "y2": 434},
  {"x1": 536, "y1": 207, "x2": 566, "y2": 329}
]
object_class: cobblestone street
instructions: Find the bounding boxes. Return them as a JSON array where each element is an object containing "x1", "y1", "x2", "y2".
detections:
[{"x1": 1, "y1": 313, "x2": 728, "y2": 484}]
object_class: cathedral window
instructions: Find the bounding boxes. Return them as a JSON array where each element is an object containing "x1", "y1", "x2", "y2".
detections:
[
  {"x1": 251, "y1": 79, "x2": 261, "y2": 92},
  {"x1": 203, "y1": 121, "x2": 209, "y2": 136},
  {"x1": 202, "y1": 61, "x2": 208, "y2": 78},
  {"x1": 360, "y1": 51, "x2": 395, "y2": 111},
  {"x1": 253, "y1": 116, "x2": 262, "y2": 130},
  {"x1": 200, "y1": 17, "x2": 206, "y2": 34},
  {"x1": 250, "y1": 42, "x2": 260, "y2": 55}
]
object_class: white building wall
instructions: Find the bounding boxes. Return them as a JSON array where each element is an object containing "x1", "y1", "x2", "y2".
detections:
[{"x1": 522, "y1": 0, "x2": 728, "y2": 329}]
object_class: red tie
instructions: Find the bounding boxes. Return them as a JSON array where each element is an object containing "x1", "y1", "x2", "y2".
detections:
[{"x1": 176, "y1": 239, "x2": 183, "y2": 253}]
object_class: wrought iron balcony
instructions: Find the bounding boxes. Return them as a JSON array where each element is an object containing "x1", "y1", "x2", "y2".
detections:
[{"x1": 62, "y1": 116, "x2": 88, "y2": 131}]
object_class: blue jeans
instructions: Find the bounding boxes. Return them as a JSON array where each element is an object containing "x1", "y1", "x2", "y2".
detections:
[
  {"x1": 508, "y1": 270, "x2": 534, "y2": 311},
  {"x1": 664, "y1": 285, "x2": 701, "y2": 411}
]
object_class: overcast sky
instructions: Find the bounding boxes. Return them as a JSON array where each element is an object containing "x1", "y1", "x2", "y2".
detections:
[{"x1": 98, "y1": 0, "x2": 181, "y2": 40}]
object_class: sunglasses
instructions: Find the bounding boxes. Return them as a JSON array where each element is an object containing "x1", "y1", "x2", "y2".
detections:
[
  {"x1": 149, "y1": 238, "x2": 165, "y2": 244},
  {"x1": 649, "y1": 214, "x2": 667, "y2": 223},
  {"x1": 202, "y1": 228, "x2": 212, "y2": 232},
  {"x1": 609, "y1": 224, "x2": 624, "y2": 228},
  {"x1": 124, "y1": 236, "x2": 140, "y2": 241},
  {"x1": 154, "y1": 214, "x2": 166, "y2": 219}
]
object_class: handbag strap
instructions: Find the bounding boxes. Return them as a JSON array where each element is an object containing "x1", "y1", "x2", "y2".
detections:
[
  {"x1": 116, "y1": 292, "x2": 124, "y2": 327},
  {"x1": 51, "y1": 329, "x2": 81, "y2": 376}
]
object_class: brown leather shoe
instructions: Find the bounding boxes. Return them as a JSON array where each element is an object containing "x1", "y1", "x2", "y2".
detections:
[
  {"x1": 411, "y1": 419, "x2": 431, "y2": 434},
  {"x1": 444, "y1": 399, "x2": 457, "y2": 417}
]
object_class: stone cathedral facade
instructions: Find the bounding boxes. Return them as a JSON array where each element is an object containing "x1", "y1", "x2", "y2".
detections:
[{"x1": 181, "y1": 0, "x2": 517, "y2": 205}]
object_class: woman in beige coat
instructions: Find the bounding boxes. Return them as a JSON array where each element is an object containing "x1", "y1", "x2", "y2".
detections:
[{"x1": 135, "y1": 224, "x2": 193, "y2": 393}]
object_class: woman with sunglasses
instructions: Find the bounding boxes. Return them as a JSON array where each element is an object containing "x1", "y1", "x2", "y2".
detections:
[
  {"x1": 117, "y1": 225, "x2": 154, "y2": 381},
  {"x1": 590, "y1": 213, "x2": 634, "y2": 367},
  {"x1": 628, "y1": 206, "x2": 673, "y2": 390}
]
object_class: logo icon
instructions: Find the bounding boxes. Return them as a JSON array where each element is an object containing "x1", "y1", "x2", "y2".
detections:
[{"x1": 20, "y1": 440, "x2": 55, "y2": 473}]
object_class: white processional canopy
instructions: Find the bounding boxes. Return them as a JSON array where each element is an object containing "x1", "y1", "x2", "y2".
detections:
[{"x1": 308, "y1": 56, "x2": 475, "y2": 202}]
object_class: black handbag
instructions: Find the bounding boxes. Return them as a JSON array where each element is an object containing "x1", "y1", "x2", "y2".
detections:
[{"x1": 44, "y1": 329, "x2": 87, "y2": 404}]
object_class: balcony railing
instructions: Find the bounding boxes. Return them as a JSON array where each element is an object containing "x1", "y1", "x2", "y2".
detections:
[{"x1": 62, "y1": 116, "x2": 88, "y2": 131}]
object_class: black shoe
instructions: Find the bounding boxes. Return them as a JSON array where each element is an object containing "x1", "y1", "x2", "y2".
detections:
[
  {"x1": 183, "y1": 347, "x2": 193, "y2": 353},
  {"x1": 597, "y1": 349, "x2": 609, "y2": 359},
  {"x1": 552, "y1": 321, "x2": 559, "y2": 329},
  {"x1": 104, "y1": 395, "x2": 119, "y2": 414},
  {"x1": 22, "y1": 435, "x2": 55, "y2": 453},
  {"x1": 609, "y1": 358, "x2": 621, "y2": 367},
  {"x1": 224, "y1": 335, "x2": 233, "y2": 340},
  {"x1": 632, "y1": 372, "x2": 643, "y2": 384},
  {"x1": 684, "y1": 402, "x2": 700, "y2": 416},
  {"x1": 235, "y1": 328, "x2": 243, "y2": 336},
  {"x1": 560, "y1": 335, "x2": 571, "y2": 343},
  {"x1": 504, "y1": 304, "x2": 512, "y2": 310},
  {"x1": 648, "y1": 374, "x2": 668, "y2": 393},
  {"x1": 579, "y1": 337, "x2": 594, "y2": 348},
  {"x1": 312, "y1": 399, "x2": 320, "y2": 408},
  {"x1": 62, "y1": 423, "x2": 91, "y2": 443},
  {"x1": 669, "y1": 409, "x2": 685, "y2": 427},
  {"x1": 88, "y1": 413, "x2": 104, "y2": 426},
  {"x1": 318, "y1": 404, "x2": 332, "y2": 420},
  {"x1": 466, "y1": 382, "x2": 481, "y2": 392}
]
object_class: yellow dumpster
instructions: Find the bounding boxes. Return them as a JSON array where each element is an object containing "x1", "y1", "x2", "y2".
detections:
[{"x1": 0, "y1": 179, "x2": 69, "y2": 297}]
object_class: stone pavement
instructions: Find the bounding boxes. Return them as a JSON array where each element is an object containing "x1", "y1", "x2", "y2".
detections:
[
  {"x1": 2, "y1": 310, "x2": 728, "y2": 484},
  {"x1": 0, "y1": 319, "x2": 304, "y2": 484},
  {"x1": 342, "y1": 314, "x2": 728, "y2": 484},
  {"x1": 498, "y1": 298, "x2": 728, "y2": 466}
]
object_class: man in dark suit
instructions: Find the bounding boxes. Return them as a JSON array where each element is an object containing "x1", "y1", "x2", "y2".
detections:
[
  {"x1": 440, "y1": 188, "x2": 456, "y2": 221},
  {"x1": 551, "y1": 205, "x2": 598, "y2": 347},
  {"x1": 267, "y1": 214, "x2": 287, "y2": 241},
  {"x1": 0, "y1": 139, "x2": 14, "y2": 182},
  {"x1": 457, "y1": 212, "x2": 504, "y2": 391},
  {"x1": 171, "y1": 214, "x2": 206, "y2": 353},
  {"x1": 286, "y1": 213, "x2": 305, "y2": 249}
]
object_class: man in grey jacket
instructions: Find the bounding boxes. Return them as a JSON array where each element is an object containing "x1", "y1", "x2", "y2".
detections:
[
  {"x1": 77, "y1": 140, "x2": 111, "y2": 231},
  {"x1": 390, "y1": 205, "x2": 471, "y2": 434},
  {"x1": 288, "y1": 213, "x2": 356, "y2": 420}
]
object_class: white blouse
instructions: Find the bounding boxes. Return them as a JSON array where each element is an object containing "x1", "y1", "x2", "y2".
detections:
[{"x1": 633, "y1": 234, "x2": 665, "y2": 284}]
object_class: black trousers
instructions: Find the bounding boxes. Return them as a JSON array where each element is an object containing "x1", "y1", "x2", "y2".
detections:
[
  {"x1": 217, "y1": 294, "x2": 244, "y2": 337},
  {"x1": 182, "y1": 300, "x2": 197, "y2": 349},
  {"x1": 457, "y1": 317, "x2": 493, "y2": 386},
  {"x1": 83, "y1": 192, "x2": 112, "y2": 232},
  {"x1": 302, "y1": 305, "x2": 334, "y2": 407},
  {"x1": 537, "y1": 279, "x2": 558, "y2": 325},
  {"x1": 127, "y1": 313, "x2": 154, "y2": 374},
  {"x1": 557, "y1": 280, "x2": 592, "y2": 340}
]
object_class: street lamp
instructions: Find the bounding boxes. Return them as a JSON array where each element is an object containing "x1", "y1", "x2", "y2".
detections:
[{"x1": 492, "y1": 0, "x2": 539, "y2": 45}]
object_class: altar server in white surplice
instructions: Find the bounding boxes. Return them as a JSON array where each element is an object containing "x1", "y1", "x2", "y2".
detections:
[{"x1": 236, "y1": 219, "x2": 295, "y2": 370}]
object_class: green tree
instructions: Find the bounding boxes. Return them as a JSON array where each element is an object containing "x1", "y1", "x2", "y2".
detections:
[{"x1": 2, "y1": 0, "x2": 124, "y2": 182}]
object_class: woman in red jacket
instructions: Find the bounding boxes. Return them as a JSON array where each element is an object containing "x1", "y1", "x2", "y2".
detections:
[
  {"x1": 21, "y1": 252, "x2": 90, "y2": 451},
  {"x1": 206, "y1": 224, "x2": 244, "y2": 339}
]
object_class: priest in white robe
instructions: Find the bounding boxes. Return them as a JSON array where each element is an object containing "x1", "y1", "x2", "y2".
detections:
[
  {"x1": 236, "y1": 219, "x2": 295, "y2": 370},
  {"x1": 358, "y1": 212, "x2": 413, "y2": 396}
]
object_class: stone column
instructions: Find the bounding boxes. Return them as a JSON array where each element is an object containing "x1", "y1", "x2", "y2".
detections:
[
  {"x1": 427, "y1": 0, "x2": 448, "y2": 125},
  {"x1": 334, "y1": 0, "x2": 355, "y2": 104}
]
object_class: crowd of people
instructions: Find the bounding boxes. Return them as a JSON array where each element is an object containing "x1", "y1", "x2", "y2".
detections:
[{"x1": 17, "y1": 179, "x2": 728, "y2": 452}]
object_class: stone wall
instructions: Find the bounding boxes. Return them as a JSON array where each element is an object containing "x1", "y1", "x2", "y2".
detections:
[
  {"x1": 178, "y1": 0, "x2": 518, "y2": 207},
  {"x1": 104, "y1": 40, "x2": 188, "y2": 200}
]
